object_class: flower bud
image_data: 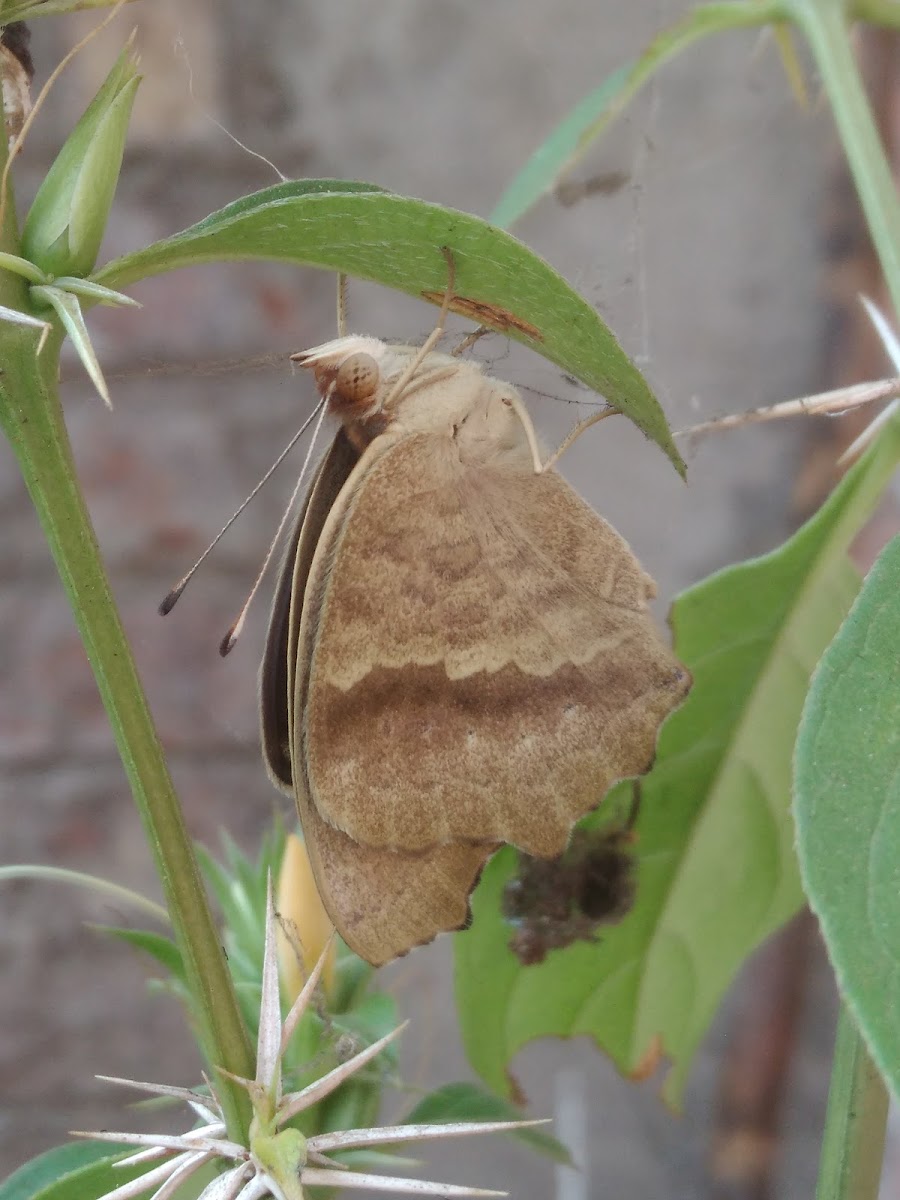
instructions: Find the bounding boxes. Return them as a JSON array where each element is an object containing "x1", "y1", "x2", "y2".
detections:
[
  {"x1": 21, "y1": 41, "x2": 140, "y2": 277},
  {"x1": 277, "y1": 833, "x2": 336, "y2": 1000}
]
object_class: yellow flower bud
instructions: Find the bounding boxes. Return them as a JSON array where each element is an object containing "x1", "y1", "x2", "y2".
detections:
[{"x1": 277, "y1": 833, "x2": 335, "y2": 1001}]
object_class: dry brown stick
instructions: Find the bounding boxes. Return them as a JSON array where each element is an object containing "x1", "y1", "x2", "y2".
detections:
[
  {"x1": 676, "y1": 375, "x2": 900, "y2": 439},
  {"x1": 710, "y1": 913, "x2": 817, "y2": 1200}
]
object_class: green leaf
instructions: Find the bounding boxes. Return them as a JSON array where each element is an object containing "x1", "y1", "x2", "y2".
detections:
[
  {"x1": 29, "y1": 286, "x2": 110, "y2": 407},
  {"x1": 456, "y1": 414, "x2": 900, "y2": 1106},
  {"x1": 0, "y1": 866, "x2": 168, "y2": 924},
  {"x1": 317, "y1": 1078, "x2": 382, "y2": 1142},
  {"x1": 0, "y1": 0, "x2": 139, "y2": 21},
  {"x1": 101, "y1": 925, "x2": 186, "y2": 982},
  {"x1": 0, "y1": 1143, "x2": 142, "y2": 1200},
  {"x1": 405, "y1": 1083, "x2": 573, "y2": 1166},
  {"x1": 196, "y1": 837, "x2": 263, "y2": 961},
  {"x1": 194, "y1": 841, "x2": 234, "y2": 911},
  {"x1": 794, "y1": 533, "x2": 900, "y2": 1099},
  {"x1": 332, "y1": 942, "x2": 374, "y2": 1013},
  {"x1": 0, "y1": 252, "x2": 48, "y2": 285},
  {"x1": 0, "y1": 1140, "x2": 219, "y2": 1200},
  {"x1": 195, "y1": 828, "x2": 310, "y2": 1034},
  {"x1": 92, "y1": 180, "x2": 683, "y2": 475},
  {"x1": 852, "y1": 0, "x2": 900, "y2": 32},
  {"x1": 52, "y1": 278, "x2": 140, "y2": 308},
  {"x1": 328, "y1": 1149, "x2": 420, "y2": 1171},
  {"x1": 490, "y1": 0, "x2": 779, "y2": 229},
  {"x1": 333, "y1": 993, "x2": 400, "y2": 1054}
]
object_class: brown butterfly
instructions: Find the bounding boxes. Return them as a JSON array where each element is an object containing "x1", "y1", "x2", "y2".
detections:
[{"x1": 260, "y1": 332, "x2": 690, "y2": 966}]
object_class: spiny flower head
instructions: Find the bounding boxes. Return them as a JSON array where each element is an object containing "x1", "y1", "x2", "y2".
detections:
[{"x1": 77, "y1": 880, "x2": 544, "y2": 1199}]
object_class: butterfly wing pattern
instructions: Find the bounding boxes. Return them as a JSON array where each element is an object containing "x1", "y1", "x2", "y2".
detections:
[{"x1": 262, "y1": 337, "x2": 690, "y2": 965}]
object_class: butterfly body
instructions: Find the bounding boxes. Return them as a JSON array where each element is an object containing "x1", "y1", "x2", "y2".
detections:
[{"x1": 261, "y1": 336, "x2": 690, "y2": 965}]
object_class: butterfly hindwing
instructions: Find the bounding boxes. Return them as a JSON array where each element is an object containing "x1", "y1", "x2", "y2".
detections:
[{"x1": 298, "y1": 432, "x2": 689, "y2": 857}]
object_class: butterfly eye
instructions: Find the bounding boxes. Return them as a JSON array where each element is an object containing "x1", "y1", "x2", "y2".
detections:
[{"x1": 334, "y1": 352, "x2": 380, "y2": 404}]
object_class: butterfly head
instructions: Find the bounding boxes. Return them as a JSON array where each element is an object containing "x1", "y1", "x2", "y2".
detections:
[
  {"x1": 293, "y1": 335, "x2": 464, "y2": 430},
  {"x1": 293, "y1": 335, "x2": 532, "y2": 465},
  {"x1": 292, "y1": 335, "x2": 388, "y2": 421}
]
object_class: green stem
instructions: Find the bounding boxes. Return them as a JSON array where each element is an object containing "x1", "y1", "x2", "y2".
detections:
[
  {"x1": 816, "y1": 1004, "x2": 889, "y2": 1200},
  {"x1": 0, "y1": 132, "x2": 27, "y2": 314},
  {"x1": 0, "y1": 339, "x2": 255, "y2": 1139},
  {"x1": 0, "y1": 113, "x2": 253, "y2": 1139},
  {"x1": 790, "y1": 0, "x2": 900, "y2": 317}
]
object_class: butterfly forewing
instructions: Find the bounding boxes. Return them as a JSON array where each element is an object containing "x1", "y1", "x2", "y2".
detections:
[
  {"x1": 297, "y1": 430, "x2": 689, "y2": 856},
  {"x1": 260, "y1": 425, "x2": 495, "y2": 965}
]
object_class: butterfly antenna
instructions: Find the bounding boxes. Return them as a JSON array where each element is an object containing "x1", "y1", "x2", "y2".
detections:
[
  {"x1": 159, "y1": 397, "x2": 327, "y2": 616},
  {"x1": 219, "y1": 397, "x2": 330, "y2": 656}
]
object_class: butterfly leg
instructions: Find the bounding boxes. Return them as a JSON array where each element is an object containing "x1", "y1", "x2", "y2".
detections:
[
  {"x1": 381, "y1": 246, "x2": 459, "y2": 408},
  {"x1": 451, "y1": 325, "x2": 492, "y2": 357},
  {"x1": 501, "y1": 385, "x2": 620, "y2": 476},
  {"x1": 541, "y1": 407, "x2": 619, "y2": 473},
  {"x1": 504, "y1": 389, "x2": 545, "y2": 475}
]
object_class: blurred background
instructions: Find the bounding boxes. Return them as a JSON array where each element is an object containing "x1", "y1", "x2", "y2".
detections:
[{"x1": 2, "y1": 1, "x2": 898, "y2": 1195}]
